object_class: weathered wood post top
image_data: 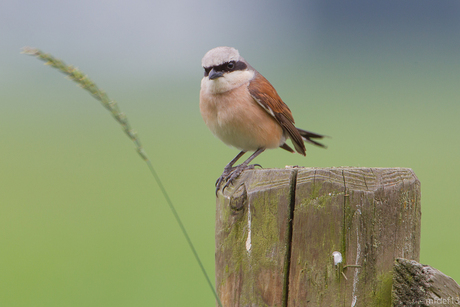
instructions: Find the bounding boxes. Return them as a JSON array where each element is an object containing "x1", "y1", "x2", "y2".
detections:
[{"x1": 215, "y1": 167, "x2": 421, "y2": 307}]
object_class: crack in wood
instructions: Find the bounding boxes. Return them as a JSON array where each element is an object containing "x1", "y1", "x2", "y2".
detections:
[{"x1": 282, "y1": 169, "x2": 298, "y2": 307}]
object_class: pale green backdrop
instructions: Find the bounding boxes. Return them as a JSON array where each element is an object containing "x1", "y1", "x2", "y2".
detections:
[{"x1": 1, "y1": 0, "x2": 459, "y2": 306}]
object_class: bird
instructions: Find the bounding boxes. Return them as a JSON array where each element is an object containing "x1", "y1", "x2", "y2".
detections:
[{"x1": 199, "y1": 46, "x2": 326, "y2": 194}]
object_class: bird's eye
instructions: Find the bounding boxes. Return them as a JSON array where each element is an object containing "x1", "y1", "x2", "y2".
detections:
[{"x1": 227, "y1": 62, "x2": 235, "y2": 70}]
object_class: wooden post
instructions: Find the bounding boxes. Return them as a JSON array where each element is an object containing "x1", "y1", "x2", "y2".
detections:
[
  {"x1": 393, "y1": 258, "x2": 460, "y2": 306},
  {"x1": 215, "y1": 167, "x2": 421, "y2": 306}
]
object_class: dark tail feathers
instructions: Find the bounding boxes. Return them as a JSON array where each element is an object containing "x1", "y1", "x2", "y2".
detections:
[
  {"x1": 297, "y1": 128, "x2": 327, "y2": 148},
  {"x1": 279, "y1": 128, "x2": 327, "y2": 154}
]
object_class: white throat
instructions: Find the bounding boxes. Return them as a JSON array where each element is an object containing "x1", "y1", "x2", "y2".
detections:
[{"x1": 201, "y1": 70, "x2": 255, "y2": 95}]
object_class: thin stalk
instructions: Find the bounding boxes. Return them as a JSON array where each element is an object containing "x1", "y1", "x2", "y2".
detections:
[{"x1": 22, "y1": 47, "x2": 222, "y2": 307}]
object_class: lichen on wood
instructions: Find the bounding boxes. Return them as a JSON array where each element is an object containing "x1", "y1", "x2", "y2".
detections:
[{"x1": 215, "y1": 167, "x2": 422, "y2": 307}]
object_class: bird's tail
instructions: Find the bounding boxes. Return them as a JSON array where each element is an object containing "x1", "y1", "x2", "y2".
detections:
[{"x1": 297, "y1": 128, "x2": 327, "y2": 148}]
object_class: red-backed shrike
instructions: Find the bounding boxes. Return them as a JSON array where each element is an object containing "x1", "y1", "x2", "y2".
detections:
[{"x1": 200, "y1": 46, "x2": 326, "y2": 194}]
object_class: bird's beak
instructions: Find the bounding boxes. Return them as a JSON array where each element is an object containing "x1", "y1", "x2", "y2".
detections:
[{"x1": 209, "y1": 68, "x2": 223, "y2": 80}]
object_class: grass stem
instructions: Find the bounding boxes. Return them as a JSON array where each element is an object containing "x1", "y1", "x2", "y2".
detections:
[{"x1": 23, "y1": 47, "x2": 222, "y2": 307}]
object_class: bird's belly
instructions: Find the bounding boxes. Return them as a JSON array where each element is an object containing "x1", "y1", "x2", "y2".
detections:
[{"x1": 200, "y1": 86, "x2": 284, "y2": 151}]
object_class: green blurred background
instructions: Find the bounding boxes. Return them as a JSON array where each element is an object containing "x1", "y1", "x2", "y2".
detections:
[{"x1": 1, "y1": 0, "x2": 459, "y2": 306}]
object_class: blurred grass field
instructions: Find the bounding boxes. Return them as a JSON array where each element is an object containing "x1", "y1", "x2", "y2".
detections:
[
  {"x1": 2, "y1": 56, "x2": 459, "y2": 306},
  {"x1": 1, "y1": 1, "x2": 459, "y2": 306}
]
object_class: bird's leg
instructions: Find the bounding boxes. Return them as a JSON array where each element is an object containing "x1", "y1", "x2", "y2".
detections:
[
  {"x1": 221, "y1": 148, "x2": 265, "y2": 193},
  {"x1": 215, "y1": 151, "x2": 246, "y2": 194}
]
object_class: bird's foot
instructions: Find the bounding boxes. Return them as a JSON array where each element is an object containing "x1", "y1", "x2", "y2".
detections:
[
  {"x1": 215, "y1": 168, "x2": 233, "y2": 195},
  {"x1": 216, "y1": 163, "x2": 262, "y2": 195}
]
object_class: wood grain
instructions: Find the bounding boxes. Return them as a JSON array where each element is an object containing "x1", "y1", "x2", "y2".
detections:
[
  {"x1": 215, "y1": 167, "x2": 422, "y2": 307},
  {"x1": 393, "y1": 258, "x2": 460, "y2": 306}
]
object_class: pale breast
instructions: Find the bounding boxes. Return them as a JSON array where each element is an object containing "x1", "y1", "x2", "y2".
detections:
[{"x1": 200, "y1": 83, "x2": 284, "y2": 151}]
